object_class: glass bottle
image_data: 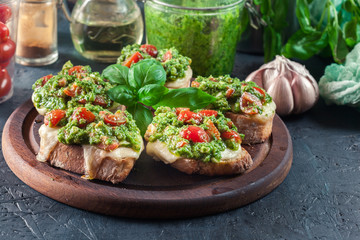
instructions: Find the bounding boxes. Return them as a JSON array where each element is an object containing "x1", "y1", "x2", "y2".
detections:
[{"x1": 63, "y1": 0, "x2": 143, "y2": 63}]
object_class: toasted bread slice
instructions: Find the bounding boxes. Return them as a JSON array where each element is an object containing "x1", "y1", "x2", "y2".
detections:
[
  {"x1": 164, "y1": 67, "x2": 192, "y2": 89},
  {"x1": 226, "y1": 101, "x2": 276, "y2": 144},
  {"x1": 37, "y1": 125, "x2": 144, "y2": 184}
]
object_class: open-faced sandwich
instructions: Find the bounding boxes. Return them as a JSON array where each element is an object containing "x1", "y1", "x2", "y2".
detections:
[
  {"x1": 32, "y1": 62, "x2": 143, "y2": 184},
  {"x1": 144, "y1": 107, "x2": 252, "y2": 176},
  {"x1": 191, "y1": 76, "x2": 276, "y2": 144},
  {"x1": 32, "y1": 61, "x2": 117, "y2": 115},
  {"x1": 116, "y1": 44, "x2": 192, "y2": 89}
]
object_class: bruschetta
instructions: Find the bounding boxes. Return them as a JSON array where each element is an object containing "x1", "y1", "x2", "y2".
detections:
[
  {"x1": 191, "y1": 76, "x2": 276, "y2": 144},
  {"x1": 32, "y1": 61, "x2": 117, "y2": 115},
  {"x1": 37, "y1": 105, "x2": 144, "y2": 183},
  {"x1": 144, "y1": 107, "x2": 252, "y2": 176},
  {"x1": 116, "y1": 44, "x2": 192, "y2": 89}
]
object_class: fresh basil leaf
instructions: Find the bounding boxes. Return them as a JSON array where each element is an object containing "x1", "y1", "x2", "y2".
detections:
[
  {"x1": 102, "y1": 64, "x2": 129, "y2": 85},
  {"x1": 107, "y1": 85, "x2": 137, "y2": 107},
  {"x1": 343, "y1": 19, "x2": 359, "y2": 48},
  {"x1": 154, "y1": 88, "x2": 216, "y2": 110},
  {"x1": 296, "y1": 0, "x2": 316, "y2": 33},
  {"x1": 281, "y1": 29, "x2": 328, "y2": 60},
  {"x1": 264, "y1": 26, "x2": 282, "y2": 62},
  {"x1": 127, "y1": 103, "x2": 153, "y2": 136},
  {"x1": 138, "y1": 84, "x2": 169, "y2": 106},
  {"x1": 128, "y1": 59, "x2": 166, "y2": 90}
]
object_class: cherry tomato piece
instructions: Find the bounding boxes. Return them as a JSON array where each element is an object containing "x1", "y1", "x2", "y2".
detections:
[
  {"x1": 204, "y1": 119, "x2": 221, "y2": 140},
  {"x1": 71, "y1": 107, "x2": 95, "y2": 128},
  {"x1": 0, "y1": 68, "x2": 11, "y2": 97},
  {"x1": 177, "y1": 110, "x2": 202, "y2": 124},
  {"x1": 0, "y1": 39, "x2": 15, "y2": 63},
  {"x1": 68, "y1": 66, "x2": 86, "y2": 75},
  {"x1": 226, "y1": 88, "x2": 235, "y2": 98},
  {"x1": 100, "y1": 111, "x2": 127, "y2": 126},
  {"x1": 40, "y1": 74, "x2": 53, "y2": 86},
  {"x1": 93, "y1": 95, "x2": 108, "y2": 107},
  {"x1": 197, "y1": 109, "x2": 218, "y2": 117},
  {"x1": 176, "y1": 140, "x2": 188, "y2": 148},
  {"x1": 162, "y1": 50, "x2": 172, "y2": 61},
  {"x1": 97, "y1": 137, "x2": 120, "y2": 151},
  {"x1": 240, "y1": 92, "x2": 262, "y2": 115},
  {"x1": 122, "y1": 51, "x2": 143, "y2": 68},
  {"x1": 0, "y1": 4, "x2": 11, "y2": 23},
  {"x1": 44, "y1": 109, "x2": 66, "y2": 127},
  {"x1": 180, "y1": 126, "x2": 210, "y2": 143},
  {"x1": 0, "y1": 22, "x2": 9, "y2": 42},
  {"x1": 191, "y1": 81, "x2": 200, "y2": 87},
  {"x1": 140, "y1": 44, "x2": 158, "y2": 57},
  {"x1": 221, "y1": 130, "x2": 242, "y2": 143},
  {"x1": 175, "y1": 107, "x2": 190, "y2": 115},
  {"x1": 63, "y1": 83, "x2": 81, "y2": 97},
  {"x1": 253, "y1": 86, "x2": 266, "y2": 103}
]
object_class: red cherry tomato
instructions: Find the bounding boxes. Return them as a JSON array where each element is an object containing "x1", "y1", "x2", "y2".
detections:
[
  {"x1": 44, "y1": 109, "x2": 66, "y2": 127},
  {"x1": 180, "y1": 126, "x2": 210, "y2": 143},
  {"x1": 162, "y1": 50, "x2": 172, "y2": 61},
  {"x1": 221, "y1": 130, "x2": 242, "y2": 143},
  {"x1": 197, "y1": 109, "x2": 218, "y2": 117},
  {"x1": 40, "y1": 74, "x2": 53, "y2": 86},
  {"x1": 253, "y1": 86, "x2": 266, "y2": 103},
  {"x1": 63, "y1": 83, "x2": 81, "y2": 97},
  {"x1": 140, "y1": 44, "x2": 158, "y2": 57},
  {"x1": 0, "y1": 38, "x2": 15, "y2": 64},
  {"x1": 191, "y1": 81, "x2": 200, "y2": 88},
  {"x1": 204, "y1": 119, "x2": 221, "y2": 140},
  {"x1": 68, "y1": 66, "x2": 86, "y2": 75},
  {"x1": 71, "y1": 107, "x2": 95, "y2": 128},
  {"x1": 122, "y1": 51, "x2": 143, "y2": 68},
  {"x1": 0, "y1": 4, "x2": 11, "y2": 23},
  {"x1": 175, "y1": 107, "x2": 190, "y2": 115},
  {"x1": 0, "y1": 22, "x2": 9, "y2": 42},
  {"x1": 177, "y1": 110, "x2": 202, "y2": 124},
  {"x1": 0, "y1": 68, "x2": 11, "y2": 97},
  {"x1": 226, "y1": 88, "x2": 235, "y2": 98},
  {"x1": 100, "y1": 111, "x2": 127, "y2": 126},
  {"x1": 240, "y1": 92, "x2": 262, "y2": 115},
  {"x1": 97, "y1": 137, "x2": 120, "y2": 151},
  {"x1": 93, "y1": 95, "x2": 108, "y2": 107}
]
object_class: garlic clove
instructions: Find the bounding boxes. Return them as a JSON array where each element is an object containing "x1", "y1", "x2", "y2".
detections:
[
  {"x1": 266, "y1": 74, "x2": 294, "y2": 116},
  {"x1": 291, "y1": 74, "x2": 317, "y2": 114}
]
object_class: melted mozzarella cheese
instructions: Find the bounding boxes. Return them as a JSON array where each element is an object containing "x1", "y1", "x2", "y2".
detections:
[
  {"x1": 36, "y1": 125, "x2": 60, "y2": 162},
  {"x1": 255, "y1": 101, "x2": 276, "y2": 123},
  {"x1": 146, "y1": 140, "x2": 242, "y2": 164},
  {"x1": 164, "y1": 67, "x2": 192, "y2": 89}
]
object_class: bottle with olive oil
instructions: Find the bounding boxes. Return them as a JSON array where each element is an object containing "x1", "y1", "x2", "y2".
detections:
[{"x1": 68, "y1": 0, "x2": 143, "y2": 63}]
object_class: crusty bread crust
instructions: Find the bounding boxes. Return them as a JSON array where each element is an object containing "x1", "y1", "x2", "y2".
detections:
[
  {"x1": 170, "y1": 147, "x2": 252, "y2": 176},
  {"x1": 164, "y1": 67, "x2": 192, "y2": 89},
  {"x1": 225, "y1": 112, "x2": 274, "y2": 144},
  {"x1": 47, "y1": 142, "x2": 136, "y2": 184}
]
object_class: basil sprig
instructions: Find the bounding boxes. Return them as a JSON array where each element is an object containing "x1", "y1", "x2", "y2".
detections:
[{"x1": 103, "y1": 59, "x2": 216, "y2": 135}]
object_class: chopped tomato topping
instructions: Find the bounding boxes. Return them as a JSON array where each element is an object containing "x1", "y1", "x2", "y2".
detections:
[
  {"x1": 227, "y1": 121, "x2": 234, "y2": 128},
  {"x1": 197, "y1": 109, "x2": 218, "y2": 117},
  {"x1": 140, "y1": 44, "x2": 158, "y2": 57},
  {"x1": 58, "y1": 77, "x2": 67, "y2": 87},
  {"x1": 122, "y1": 51, "x2": 143, "y2": 68},
  {"x1": 253, "y1": 86, "x2": 266, "y2": 103},
  {"x1": 240, "y1": 92, "x2": 262, "y2": 115},
  {"x1": 226, "y1": 88, "x2": 235, "y2": 98},
  {"x1": 177, "y1": 110, "x2": 202, "y2": 124},
  {"x1": 175, "y1": 107, "x2": 190, "y2": 115},
  {"x1": 68, "y1": 66, "x2": 86, "y2": 75},
  {"x1": 97, "y1": 137, "x2": 120, "y2": 151},
  {"x1": 93, "y1": 95, "x2": 108, "y2": 107},
  {"x1": 204, "y1": 119, "x2": 221, "y2": 140},
  {"x1": 191, "y1": 81, "x2": 200, "y2": 87},
  {"x1": 100, "y1": 111, "x2": 127, "y2": 126},
  {"x1": 71, "y1": 107, "x2": 95, "y2": 128},
  {"x1": 209, "y1": 77, "x2": 218, "y2": 82},
  {"x1": 78, "y1": 98, "x2": 86, "y2": 104},
  {"x1": 176, "y1": 140, "x2": 188, "y2": 148},
  {"x1": 162, "y1": 50, "x2": 172, "y2": 61},
  {"x1": 63, "y1": 83, "x2": 81, "y2": 97},
  {"x1": 221, "y1": 130, "x2": 242, "y2": 143},
  {"x1": 44, "y1": 109, "x2": 66, "y2": 127},
  {"x1": 180, "y1": 126, "x2": 210, "y2": 143},
  {"x1": 41, "y1": 74, "x2": 53, "y2": 86}
]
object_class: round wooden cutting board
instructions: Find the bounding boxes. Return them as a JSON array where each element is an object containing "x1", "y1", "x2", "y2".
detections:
[{"x1": 2, "y1": 100, "x2": 292, "y2": 219}]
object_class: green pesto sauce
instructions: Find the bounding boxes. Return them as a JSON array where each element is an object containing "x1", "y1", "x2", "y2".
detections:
[
  {"x1": 144, "y1": 2, "x2": 242, "y2": 77},
  {"x1": 194, "y1": 75, "x2": 272, "y2": 114},
  {"x1": 116, "y1": 44, "x2": 191, "y2": 81},
  {"x1": 57, "y1": 105, "x2": 142, "y2": 152},
  {"x1": 149, "y1": 106, "x2": 240, "y2": 163},
  {"x1": 32, "y1": 61, "x2": 114, "y2": 113}
]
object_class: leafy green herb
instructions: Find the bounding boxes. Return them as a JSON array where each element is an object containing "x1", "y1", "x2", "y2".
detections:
[
  {"x1": 247, "y1": 0, "x2": 360, "y2": 63},
  {"x1": 103, "y1": 60, "x2": 216, "y2": 135}
]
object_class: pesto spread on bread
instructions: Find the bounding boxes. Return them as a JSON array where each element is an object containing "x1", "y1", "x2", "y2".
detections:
[
  {"x1": 192, "y1": 75, "x2": 273, "y2": 115},
  {"x1": 147, "y1": 106, "x2": 244, "y2": 163}
]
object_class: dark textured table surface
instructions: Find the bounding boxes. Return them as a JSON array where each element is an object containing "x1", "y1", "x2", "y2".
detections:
[{"x1": 1, "y1": 9, "x2": 360, "y2": 240}]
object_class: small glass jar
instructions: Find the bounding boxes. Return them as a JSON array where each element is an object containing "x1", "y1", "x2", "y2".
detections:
[
  {"x1": 145, "y1": 0, "x2": 244, "y2": 77},
  {"x1": 0, "y1": 0, "x2": 18, "y2": 103},
  {"x1": 68, "y1": 0, "x2": 144, "y2": 63}
]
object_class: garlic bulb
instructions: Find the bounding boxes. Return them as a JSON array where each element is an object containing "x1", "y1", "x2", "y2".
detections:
[{"x1": 245, "y1": 55, "x2": 319, "y2": 116}]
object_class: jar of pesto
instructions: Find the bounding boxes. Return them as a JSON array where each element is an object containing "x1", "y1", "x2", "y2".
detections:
[{"x1": 144, "y1": 0, "x2": 244, "y2": 77}]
